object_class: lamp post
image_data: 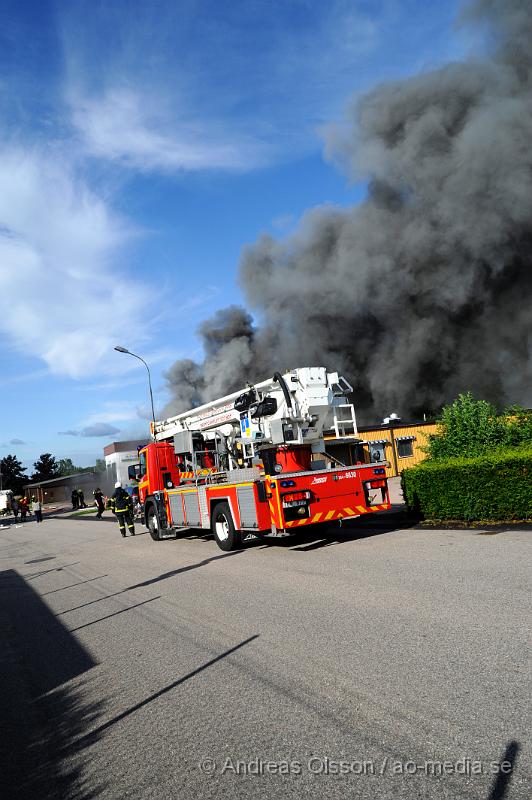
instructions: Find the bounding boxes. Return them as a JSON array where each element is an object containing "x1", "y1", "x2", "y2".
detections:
[{"x1": 114, "y1": 346, "x2": 156, "y2": 431}]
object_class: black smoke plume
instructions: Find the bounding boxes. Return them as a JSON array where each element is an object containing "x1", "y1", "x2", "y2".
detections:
[{"x1": 164, "y1": 0, "x2": 532, "y2": 421}]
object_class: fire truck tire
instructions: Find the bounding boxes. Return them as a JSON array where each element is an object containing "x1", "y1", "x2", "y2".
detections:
[
  {"x1": 146, "y1": 503, "x2": 162, "y2": 541},
  {"x1": 211, "y1": 502, "x2": 242, "y2": 551}
]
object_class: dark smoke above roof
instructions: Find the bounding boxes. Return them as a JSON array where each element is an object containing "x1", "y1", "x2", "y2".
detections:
[{"x1": 163, "y1": 0, "x2": 532, "y2": 422}]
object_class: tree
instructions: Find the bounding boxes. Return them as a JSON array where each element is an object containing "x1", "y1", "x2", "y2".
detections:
[
  {"x1": 501, "y1": 405, "x2": 532, "y2": 448},
  {"x1": 0, "y1": 454, "x2": 27, "y2": 494},
  {"x1": 58, "y1": 458, "x2": 78, "y2": 476},
  {"x1": 425, "y1": 394, "x2": 532, "y2": 460},
  {"x1": 32, "y1": 453, "x2": 60, "y2": 482},
  {"x1": 57, "y1": 458, "x2": 95, "y2": 476},
  {"x1": 58, "y1": 458, "x2": 100, "y2": 476}
]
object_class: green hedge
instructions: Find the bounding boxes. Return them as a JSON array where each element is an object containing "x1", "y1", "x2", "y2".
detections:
[{"x1": 402, "y1": 446, "x2": 532, "y2": 522}]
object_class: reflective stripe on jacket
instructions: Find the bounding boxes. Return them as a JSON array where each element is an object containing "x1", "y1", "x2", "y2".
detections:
[{"x1": 110, "y1": 489, "x2": 132, "y2": 514}]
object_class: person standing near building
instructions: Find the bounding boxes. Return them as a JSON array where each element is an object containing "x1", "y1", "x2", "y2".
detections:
[
  {"x1": 93, "y1": 487, "x2": 105, "y2": 519},
  {"x1": 78, "y1": 489, "x2": 86, "y2": 509},
  {"x1": 11, "y1": 497, "x2": 19, "y2": 523},
  {"x1": 71, "y1": 489, "x2": 78, "y2": 510},
  {"x1": 31, "y1": 497, "x2": 43, "y2": 523},
  {"x1": 109, "y1": 482, "x2": 135, "y2": 537}
]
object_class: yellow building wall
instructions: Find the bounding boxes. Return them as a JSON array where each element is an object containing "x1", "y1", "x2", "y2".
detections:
[
  {"x1": 361, "y1": 429, "x2": 393, "y2": 478},
  {"x1": 361, "y1": 423, "x2": 440, "y2": 478}
]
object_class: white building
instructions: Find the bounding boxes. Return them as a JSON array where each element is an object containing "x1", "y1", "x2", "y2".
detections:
[{"x1": 103, "y1": 440, "x2": 146, "y2": 486}]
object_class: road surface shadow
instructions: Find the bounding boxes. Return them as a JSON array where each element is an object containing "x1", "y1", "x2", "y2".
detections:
[
  {"x1": 125, "y1": 550, "x2": 243, "y2": 590},
  {"x1": 41, "y1": 574, "x2": 108, "y2": 595},
  {"x1": 73, "y1": 634, "x2": 259, "y2": 748},
  {"x1": 56, "y1": 550, "x2": 242, "y2": 616},
  {"x1": 69, "y1": 596, "x2": 161, "y2": 633},
  {"x1": 24, "y1": 562, "x2": 81, "y2": 580},
  {"x1": 0, "y1": 569, "x2": 105, "y2": 799},
  {"x1": 273, "y1": 510, "x2": 415, "y2": 552},
  {"x1": 52, "y1": 513, "x2": 115, "y2": 523}
]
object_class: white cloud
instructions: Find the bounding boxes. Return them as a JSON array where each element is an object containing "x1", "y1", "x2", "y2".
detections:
[
  {"x1": 60, "y1": 1, "x2": 388, "y2": 176},
  {"x1": 0, "y1": 146, "x2": 151, "y2": 377},
  {"x1": 82, "y1": 402, "x2": 141, "y2": 426},
  {"x1": 71, "y1": 87, "x2": 268, "y2": 172}
]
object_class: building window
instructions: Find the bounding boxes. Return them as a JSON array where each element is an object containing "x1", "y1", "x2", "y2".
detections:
[
  {"x1": 369, "y1": 442, "x2": 387, "y2": 463},
  {"x1": 397, "y1": 439, "x2": 414, "y2": 458}
]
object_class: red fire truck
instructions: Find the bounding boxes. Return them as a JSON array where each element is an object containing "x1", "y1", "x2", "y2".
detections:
[{"x1": 134, "y1": 367, "x2": 390, "y2": 550}]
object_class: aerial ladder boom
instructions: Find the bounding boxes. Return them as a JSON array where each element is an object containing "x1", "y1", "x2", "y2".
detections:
[{"x1": 153, "y1": 367, "x2": 357, "y2": 450}]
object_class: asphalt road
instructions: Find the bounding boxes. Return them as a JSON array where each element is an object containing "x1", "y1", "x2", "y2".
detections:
[{"x1": 0, "y1": 510, "x2": 530, "y2": 800}]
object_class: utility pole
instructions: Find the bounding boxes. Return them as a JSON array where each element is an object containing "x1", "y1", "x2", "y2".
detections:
[{"x1": 389, "y1": 425, "x2": 399, "y2": 477}]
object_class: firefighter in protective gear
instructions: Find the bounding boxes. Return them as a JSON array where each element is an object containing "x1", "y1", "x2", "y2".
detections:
[{"x1": 109, "y1": 481, "x2": 135, "y2": 537}]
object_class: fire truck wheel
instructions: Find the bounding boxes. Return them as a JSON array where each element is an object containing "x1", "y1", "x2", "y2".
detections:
[
  {"x1": 146, "y1": 504, "x2": 162, "y2": 541},
  {"x1": 212, "y1": 502, "x2": 242, "y2": 551}
]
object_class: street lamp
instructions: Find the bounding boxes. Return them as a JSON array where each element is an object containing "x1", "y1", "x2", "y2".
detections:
[
  {"x1": 382, "y1": 412, "x2": 401, "y2": 477},
  {"x1": 114, "y1": 346, "x2": 156, "y2": 431}
]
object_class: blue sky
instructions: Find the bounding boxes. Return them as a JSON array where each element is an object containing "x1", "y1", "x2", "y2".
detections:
[{"x1": 0, "y1": 0, "x2": 468, "y2": 470}]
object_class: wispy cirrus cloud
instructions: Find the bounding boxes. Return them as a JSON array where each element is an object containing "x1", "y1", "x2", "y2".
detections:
[
  {"x1": 70, "y1": 88, "x2": 269, "y2": 172},
  {"x1": 60, "y1": 1, "x2": 466, "y2": 180},
  {"x1": 61, "y1": 0, "x2": 389, "y2": 174}
]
